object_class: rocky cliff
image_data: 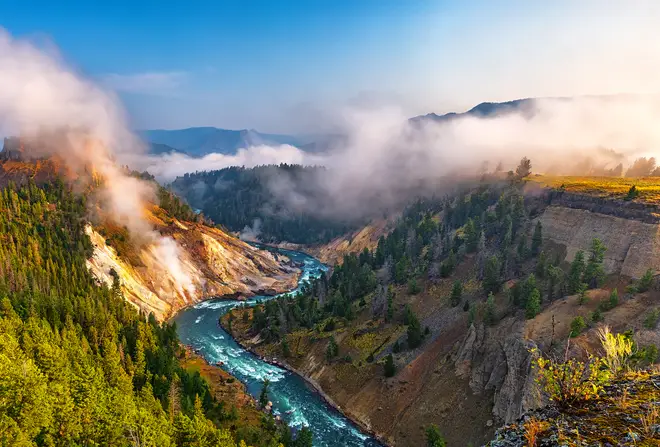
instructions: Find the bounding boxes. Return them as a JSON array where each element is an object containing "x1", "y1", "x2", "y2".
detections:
[
  {"x1": 86, "y1": 208, "x2": 300, "y2": 321},
  {"x1": 538, "y1": 205, "x2": 660, "y2": 278}
]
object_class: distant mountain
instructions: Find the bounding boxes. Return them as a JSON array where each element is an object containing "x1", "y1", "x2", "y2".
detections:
[
  {"x1": 410, "y1": 98, "x2": 539, "y2": 123},
  {"x1": 138, "y1": 127, "x2": 306, "y2": 157}
]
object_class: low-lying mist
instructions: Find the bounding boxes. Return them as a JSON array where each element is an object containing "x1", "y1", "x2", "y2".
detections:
[
  {"x1": 136, "y1": 95, "x2": 660, "y2": 221},
  {"x1": 0, "y1": 29, "x2": 195, "y2": 296}
]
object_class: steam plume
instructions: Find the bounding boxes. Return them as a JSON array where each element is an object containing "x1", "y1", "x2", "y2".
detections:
[{"x1": 0, "y1": 29, "x2": 195, "y2": 297}]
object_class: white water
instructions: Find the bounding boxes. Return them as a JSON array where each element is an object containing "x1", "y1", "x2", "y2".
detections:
[{"x1": 173, "y1": 247, "x2": 381, "y2": 446}]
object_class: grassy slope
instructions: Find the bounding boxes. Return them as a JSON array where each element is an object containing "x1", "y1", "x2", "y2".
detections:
[{"x1": 530, "y1": 174, "x2": 660, "y2": 204}]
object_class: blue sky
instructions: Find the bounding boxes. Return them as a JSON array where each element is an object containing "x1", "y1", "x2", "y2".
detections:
[{"x1": 2, "y1": 0, "x2": 660, "y2": 132}]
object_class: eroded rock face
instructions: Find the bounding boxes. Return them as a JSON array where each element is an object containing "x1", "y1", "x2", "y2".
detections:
[
  {"x1": 455, "y1": 319, "x2": 542, "y2": 424},
  {"x1": 538, "y1": 206, "x2": 660, "y2": 278},
  {"x1": 86, "y1": 221, "x2": 299, "y2": 320}
]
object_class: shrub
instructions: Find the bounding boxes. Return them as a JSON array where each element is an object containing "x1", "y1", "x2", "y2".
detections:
[
  {"x1": 323, "y1": 318, "x2": 336, "y2": 332},
  {"x1": 325, "y1": 336, "x2": 339, "y2": 360},
  {"x1": 392, "y1": 340, "x2": 401, "y2": 353},
  {"x1": 534, "y1": 353, "x2": 608, "y2": 408},
  {"x1": 638, "y1": 268, "x2": 655, "y2": 293},
  {"x1": 590, "y1": 308, "x2": 603, "y2": 323},
  {"x1": 523, "y1": 417, "x2": 549, "y2": 447},
  {"x1": 407, "y1": 278, "x2": 421, "y2": 295},
  {"x1": 607, "y1": 288, "x2": 619, "y2": 310},
  {"x1": 625, "y1": 185, "x2": 639, "y2": 201},
  {"x1": 425, "y1": 424, "x2": 446, "y2": 447},
  {"x1": 597, "y1": 326, "x2": 633, "y2": 376},
  {"x1": 644, "y1": 309, "x2": 660, "y2": 329},
  {"x1": 644, "y1": 344, "x2": 659, "y2": 364},
  {"x1": 569, "y1": 316, "x2": 586, "y2": 337}
]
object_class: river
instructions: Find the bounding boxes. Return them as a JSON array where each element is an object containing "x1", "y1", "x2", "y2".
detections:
[{"x1": 173, "y1": 247, "x2": 382, "y2": 447}]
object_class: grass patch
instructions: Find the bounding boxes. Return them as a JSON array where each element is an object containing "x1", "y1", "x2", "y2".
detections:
[{"x1": 531, "y1": 175, "x2": 660, "y2": 204}]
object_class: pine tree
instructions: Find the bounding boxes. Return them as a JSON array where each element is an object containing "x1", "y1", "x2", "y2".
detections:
[
  {"x1": 484, "y1": 293, "x2": 496, "y2": 325},
  {"x1": 384, "y1": 354, "x2": 396, "y2": 377},
  {"x1": 568, "y1": 251, "x2": 586, "y2": 294},
  {"x1": 259, "y1": 379, "x2": 270, "y2": 408},
  {"x1": 583, "y1": 238, "x2": 606, "y2": 288},
  {"x1": 406, "y1": 309, "x2": 423, "y2": 349},
  {"x1": 525, "y1": 289, "x2": 541, "y2": 319},
  {"x1": 450, "y1": 280, "x2": 463, "y2": 307},
  {"x1": 483, "y1": 256, "x2": 501, "y2": 295}
]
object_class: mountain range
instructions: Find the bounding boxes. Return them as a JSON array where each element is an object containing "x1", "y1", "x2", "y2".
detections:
[{"x1": 138, "y1": 99, "x2": 535, "y2": 158}]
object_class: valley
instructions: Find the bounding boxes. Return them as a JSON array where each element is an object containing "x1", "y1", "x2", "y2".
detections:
[
  {"x1": 213, "y1": 169, "x2": 660, "y2": 446},
  {"x1": 3, "y1": 8, "x2": 660, "y2": 446}
]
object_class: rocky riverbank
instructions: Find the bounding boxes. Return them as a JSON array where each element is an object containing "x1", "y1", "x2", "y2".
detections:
[{"x1": 219, "y1": 318, "x2": 390, "y2": 446}]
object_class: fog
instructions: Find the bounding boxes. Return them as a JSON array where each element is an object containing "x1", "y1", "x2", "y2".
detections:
[
  {"x1": 134, "y1": 95, "x2": 660, "y2": 219},
  {"x1": 0, "y1": 29, "x2": 195, "y2": 296}
]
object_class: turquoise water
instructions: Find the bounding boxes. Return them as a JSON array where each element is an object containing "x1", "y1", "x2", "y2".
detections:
[{"x1": 173, "y1": 247, "x2": 381, "y2": 447}]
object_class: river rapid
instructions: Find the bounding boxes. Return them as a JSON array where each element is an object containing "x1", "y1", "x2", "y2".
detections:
[{"x1": 173, "y1": 247, "x2": 382, "y2": 447}]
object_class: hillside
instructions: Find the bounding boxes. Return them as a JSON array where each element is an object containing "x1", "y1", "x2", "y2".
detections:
[
  {"x1": 171, "y1": 165, "x2": 363, "y2": 244},
  {"x1": 0, "y1": 154, "x2": 301, "y2": 321},
  {"x1": 0, "y1": 173, "x2": 306, "y2": 446},
  {"x1": 220, "y1": 170, "x2": 660, "y2": 446}
]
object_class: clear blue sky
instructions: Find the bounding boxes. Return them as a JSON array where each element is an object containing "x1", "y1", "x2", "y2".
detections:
[{"x1": 2, "y1": 0, "x2": 659, "y2": 132}]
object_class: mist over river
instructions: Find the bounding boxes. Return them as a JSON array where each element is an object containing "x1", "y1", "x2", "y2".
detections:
[{"x1": 173, "y1": 247, "x2": 382, "y2": 447}]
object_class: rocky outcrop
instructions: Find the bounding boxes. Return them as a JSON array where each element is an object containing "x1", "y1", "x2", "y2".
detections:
[
  {"x1": 86, "y1": 215, "x2": 300, "y2": 320},
  {"x1": 455, "y1": 319, "x2": 543, "y2": 424},
  {"x1": 487, "y1": 373, "x2": 660, "y2": 446},
  {"x1": 538, "y1": 206, "x2": 660, "y2": 278}
]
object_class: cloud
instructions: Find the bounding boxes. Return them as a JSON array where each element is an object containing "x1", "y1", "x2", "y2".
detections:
[
  {"x1": 132, "y1": 95, "x2": 660, "y2": 221},
  {"x1": 0, "y1": 28, "x2": 196, "y2": 297},
  {"x1": 100, "y1": 71, "x2": 187, "y2": 95}
]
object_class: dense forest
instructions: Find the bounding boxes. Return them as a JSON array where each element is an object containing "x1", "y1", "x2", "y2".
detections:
[
  {"x1": 170, "y1": 165, "x2": 359, "y2": 244},
  {"x1": 0, "y1": 178, "x2": 310, "y2": 446},
  {"x1": 239, "y1": 159, "x2": 609, "y2": 357}
]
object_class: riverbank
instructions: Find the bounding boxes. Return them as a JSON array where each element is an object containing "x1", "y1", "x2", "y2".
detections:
[{"x1": 219, "y1": 317, "x2": 389, "y2": 447}]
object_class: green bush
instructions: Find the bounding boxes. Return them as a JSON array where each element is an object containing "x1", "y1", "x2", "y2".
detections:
[
  {"x1": 534, "y1": 353, "x2": 609, "y2": 408},
  {"x1": 625, "y1": 184, "x2": 639, "y2": 201},
  {"x1": 407, "y1": 278, "x2": 421, "y2": 295},
  {"x1": 425, "y1": 424, "x2": 447, "y2": 447},
  {"x1": 638, "y1": 268, "x2": 654, "y2": 293},
  {"x1": 325, "y1": 336, "x2": 339, "y2": 360},
  {"x1": 590, "y1": 308, "x2": 604, "y2": 323},
  {"x1": 570, "y1": 316, "x2": 587, "y2": 337},
  {"x1": 644, "y1": 309, "x2": 660, "y2": 329}
]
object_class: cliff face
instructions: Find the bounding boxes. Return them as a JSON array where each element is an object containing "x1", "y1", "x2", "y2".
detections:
[
  {"x1": 538, "y1": 205, "x2": 660, "y2": 278},
  {"x1": 86, "y1": 211, "x2": 300, "y2": 321}
]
